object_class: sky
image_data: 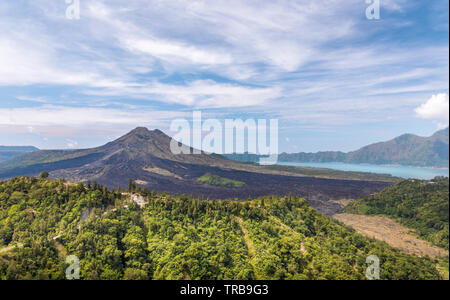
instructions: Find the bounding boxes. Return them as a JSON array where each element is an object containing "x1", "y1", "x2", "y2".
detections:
[{"x1": 0, "y1": 0, "x2": 448, "y2": 153}]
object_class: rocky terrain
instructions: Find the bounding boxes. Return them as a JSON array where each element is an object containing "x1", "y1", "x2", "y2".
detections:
[{"x1": 0, "y1": 127, "x2": 391, "y2": 215}]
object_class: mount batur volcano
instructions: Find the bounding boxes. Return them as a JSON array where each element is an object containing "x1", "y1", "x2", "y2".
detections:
[{"x1": 0, "y1": 127, "x2": 390, "y2": 215}]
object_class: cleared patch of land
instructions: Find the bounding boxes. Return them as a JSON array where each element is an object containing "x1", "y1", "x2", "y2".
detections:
[
  {"x1": 334, "y1": 213, "x2": 448, "y2": 258},
  {"x1": 143, "y1": 167, "x2": 182, "y2": 179},
  {"x1": 53, "y1": 240, "x2": 67, "y2": 259},
  {"x1": 134, "y1": 179, "x2": 149, "y2": 185}
]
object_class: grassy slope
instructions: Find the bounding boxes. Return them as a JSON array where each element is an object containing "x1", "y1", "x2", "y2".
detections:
[{"x1": 197, "y1": 173, "x2": 246, "y2": 188}]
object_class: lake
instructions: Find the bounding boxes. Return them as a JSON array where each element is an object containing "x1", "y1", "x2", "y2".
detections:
[{"x1": 277, "y1": 162, "x2": 449, "y2": 180}]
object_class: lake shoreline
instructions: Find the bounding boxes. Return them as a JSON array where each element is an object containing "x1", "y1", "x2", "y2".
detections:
[{"x1": 276, "y1": 162, "x2": 449, "y2": 180}]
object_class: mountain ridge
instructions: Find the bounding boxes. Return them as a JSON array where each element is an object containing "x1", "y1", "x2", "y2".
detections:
[
  {"x1": 0, "y1": 146, "x2": 39, "y2": 163},
  {"x1": 226, "y1": 128, "x2": 449, "y2": 168}
]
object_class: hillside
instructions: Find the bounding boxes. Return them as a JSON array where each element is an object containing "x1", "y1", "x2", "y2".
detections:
[
  {"x1": 345, "y1": 177, "x2": 449, "y2": 250},
  {"x1": 0, "y1": 177, "x2": 443, "y2": 280},
  {"x1": 0, "y1": 146, "x2": 38, "y2": 163},
  {"x1": 346, "y1": 128, "x2": 449, "y2": 167},
  {"x1": 0, "y1": 127, "x2": 391, "y2": 216},
  {"x1": 226, "y1": 128, "x2": 449, "y2": 168}
]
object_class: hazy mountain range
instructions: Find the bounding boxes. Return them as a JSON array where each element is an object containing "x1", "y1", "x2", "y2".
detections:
[
  {"x1": 0, "y1": 127, "x2": 390, "y2": 215},
  {"x1": 226, "y1": 128, "x2": 449, "y2": 168},
  {"x1": 0, "y1": 146, "x2": 38, "y2": 163}
]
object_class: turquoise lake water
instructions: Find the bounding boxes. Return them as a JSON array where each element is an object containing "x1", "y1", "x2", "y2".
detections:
[{"x1": 277, "y1": 162, "x2": 449, "y2": 180}]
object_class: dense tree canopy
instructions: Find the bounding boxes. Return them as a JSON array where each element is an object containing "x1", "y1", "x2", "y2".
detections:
[{"x1": 0, "y1": 177, "x2": 444, "y2": 280}]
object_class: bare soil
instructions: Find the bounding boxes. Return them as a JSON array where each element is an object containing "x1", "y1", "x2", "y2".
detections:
[{"x1": 334, "y1": 213, "x2": 448, "y2": 258}]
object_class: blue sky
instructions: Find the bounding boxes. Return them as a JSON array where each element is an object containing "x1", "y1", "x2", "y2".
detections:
[{"x1": 0, "y1": 0, "x2": 448, "y2": 152}]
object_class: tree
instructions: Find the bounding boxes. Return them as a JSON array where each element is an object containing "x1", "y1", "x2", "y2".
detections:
[
  {"x1": 128, "y1": 178, "x2": 134, "y2": 192},
  {"x1": 39, "y1": 171, "x2": 49, "y2": 179}
]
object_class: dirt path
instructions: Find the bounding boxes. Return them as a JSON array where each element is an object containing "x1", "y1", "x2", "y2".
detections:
[
  {"x1": 0, "y1": 243, "x2": 23, "y2": 254},
  {"x1": 334, "y1": 213, "x2": 448, "y2": 258},
  {"x1": 236, "y1": 217, "x2": 256, "y2": 257},
  {"x1": 235, "y1": 217, "x2": 260, "y2": 279}
]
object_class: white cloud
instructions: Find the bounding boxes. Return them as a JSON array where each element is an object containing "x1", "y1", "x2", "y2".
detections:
[
  {"x1": 85, "y1": 80, "x2": 282, "y2": 108},
  {"x1": 83, "y1": 0, "x2": 358, "y2": 73},
  {"x1": 66, "y1": 139, "x2": 79, "y2": 149},
  {"x1": 0, "y1": 34, "x2": 131, "y2": 88},
  {"x1": 0, "y1": 105, "x2": 187, "y2": 127},
  {"x1": 0, "y1": 104, "x2": 193, "y2": 147},
  {"x1": 415, "y1": 93, "x2": 449, "y2": 120},
  {"x1": 122, "y1": 37, "x2": 233, "y2": 66},
  {"x1": 382, "y1": 0, "x2": 408, "y2": 12}
]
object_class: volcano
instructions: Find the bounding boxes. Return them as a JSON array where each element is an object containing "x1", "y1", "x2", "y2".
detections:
[{"x1": 0, "y1": 127, "x2": 390, "y2": 215}]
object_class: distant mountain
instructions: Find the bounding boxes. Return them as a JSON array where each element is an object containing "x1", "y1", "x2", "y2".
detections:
[
  {"x1": 224, "y1": 151, "x2": 347, "y2": 163},
  {"x1": 278, "y1": 151, "x2": 347, "y2": 163},
  {"x1": 0, "y1": 146, "x2": 38, "y2": 163},
  {"x1": 345, "y1": 128, "x2": 449, "y2": 167},
  {"x1": 0, "y1": 127, "x2": 389, "y2": 215},
  {"x1": 226, "y1": 128, "x2": 449, "y2": 168}
]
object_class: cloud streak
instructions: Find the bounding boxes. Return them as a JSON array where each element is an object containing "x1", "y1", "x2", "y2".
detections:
[{"x1": 0, "y1": 105, "x2": 187, "y2": 127}]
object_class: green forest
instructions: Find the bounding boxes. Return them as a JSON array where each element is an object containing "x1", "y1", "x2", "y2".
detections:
[
  {"x1": 0, "y1": 176, "x2": 444, "y2": 280},
  {"x1": 345, "y1": 177, "x2": 449, "y2": 250}
]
